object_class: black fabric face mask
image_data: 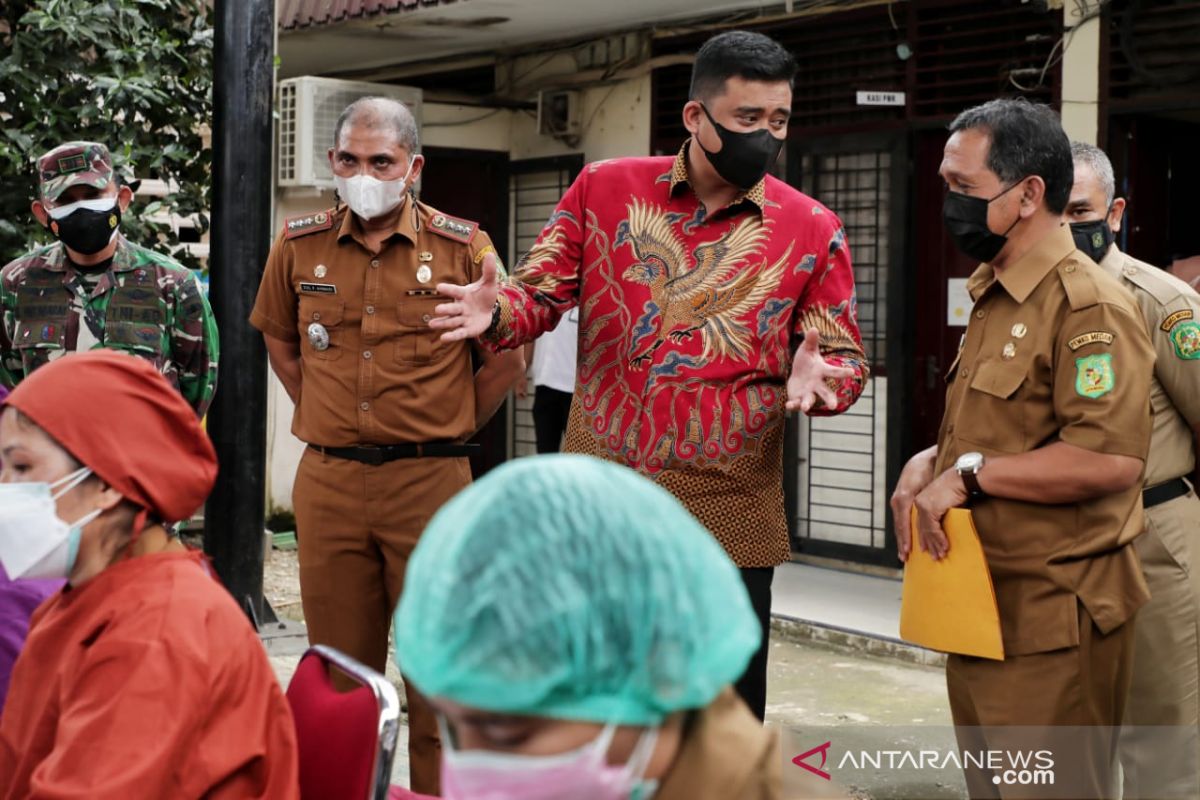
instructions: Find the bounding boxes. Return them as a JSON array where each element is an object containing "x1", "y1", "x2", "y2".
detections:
[
  {"x1": 697, "y1": 104, "x2": 785, "y2": 191},
  {"x1": 941, "y1": 180, "x2": 1024, "y2": 263},
  {"x1": 1070, "y1": 218, "x2": 1115, "y2": 264},
  {"x1": 49, "y1": 203, "x2": 121, "y2": 256}
]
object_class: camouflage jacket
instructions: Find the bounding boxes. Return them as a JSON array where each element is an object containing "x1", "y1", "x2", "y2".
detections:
[{"x1": 0, "y1": 235, "x2": 219, "y2": 416}]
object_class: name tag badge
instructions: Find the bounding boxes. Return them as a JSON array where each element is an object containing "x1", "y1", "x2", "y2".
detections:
[{"x1": 299, "y1": 282, "x2": 337, "y2": 295}]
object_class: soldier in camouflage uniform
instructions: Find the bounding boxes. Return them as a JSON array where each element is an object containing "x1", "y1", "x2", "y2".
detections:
[{"x1": 0, "y1": 142, "x2": 218, "y2": 416}]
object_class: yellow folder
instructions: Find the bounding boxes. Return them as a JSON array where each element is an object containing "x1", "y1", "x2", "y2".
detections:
[{"x1": 900, "y1": 507, "x2": 1005, "y2": 660}]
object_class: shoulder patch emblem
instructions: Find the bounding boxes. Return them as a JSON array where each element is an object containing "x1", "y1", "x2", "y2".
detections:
[
  {"x1": 1067, "y1": 331, "x2": 1114, "y2": 351},
  {"x1": 1171, "y1": 321, "x2": 1200, "y2": 360},
  {"x1": 1075, "y1": 353, "x2": 1115, "y2": 399},
  {"x1": 1161, "y1": 309, "x2": 1194, "y2": 332},
  {"x1": 284, "y1": 210, "x2": 333, "y2": 240},
  {"x1": 429, "y1": 213, "x2": 478, "y2": 244}
]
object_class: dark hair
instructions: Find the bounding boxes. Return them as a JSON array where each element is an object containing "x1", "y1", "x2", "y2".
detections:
[
  {"x1": 949, "y1": 98, "x2": 1074, "y2": 214},
  {"x1": 689, "y1": 31, "x2": 796, "y2": 101}
]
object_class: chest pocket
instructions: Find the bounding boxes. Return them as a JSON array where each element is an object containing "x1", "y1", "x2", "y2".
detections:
[
  {"x1": 395, "y1": 298, "x2": 443, "y2": 365},
  {"x1": 298, "y1": 296, "x2": 345, "y2": 361},
  {"x1": 957, "y1": 358, "x2": 1029, "y2": 452},
  {"x1": 104, "y1": 274, "x2": 166, "y2": 357},
  {"x1": 13, "y1": 275, "x2": 69, "y2": 372}
]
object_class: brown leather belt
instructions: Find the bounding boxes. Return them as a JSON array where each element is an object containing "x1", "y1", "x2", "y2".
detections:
[
  {"x1": 1144, "y1": 477, "x2": 1190, "y2": 509},
  {"x1": 313, "y1": 443, "x2": 478, "y2": 465}
]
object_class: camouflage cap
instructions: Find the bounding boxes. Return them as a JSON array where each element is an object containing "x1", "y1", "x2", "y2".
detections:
[{"x1": 37, "y1": 141, "x2": 114, "y2": 202}]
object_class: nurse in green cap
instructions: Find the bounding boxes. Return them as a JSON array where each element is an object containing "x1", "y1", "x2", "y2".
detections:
[{"x1": 393, "y1": 454, "x2": 782, "y2": 800}]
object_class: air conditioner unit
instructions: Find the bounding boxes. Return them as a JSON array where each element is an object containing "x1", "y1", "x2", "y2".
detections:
[
  {"x1": 537, "y1": 89, "x2": 581, "y2": 142},
  {"x1": 277, "y1": 76, "x2": 423, "y2": 188}
]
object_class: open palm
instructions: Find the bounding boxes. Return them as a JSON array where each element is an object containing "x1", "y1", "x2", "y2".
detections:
[
  {"x1": 786, "y1": 328, "x2": 855, "y2": 414},
  {"x1": 430, "y1": 253, "x2": 501, "y2": 342}
]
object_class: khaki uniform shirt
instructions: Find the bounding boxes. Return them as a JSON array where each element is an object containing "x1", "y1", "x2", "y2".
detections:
[
  {"x1": 250, "y1": 199, "x2": 497, "y2": 447},
  {"x1": 1099, "y1": 245, "x2": 1200, "y2": 485},
  {"x1": 935, "y1": 226, "x2": 1154, "y2": 656},
  {"x1": 655, "y1": 689, "x2": 782, "y2": 800}
]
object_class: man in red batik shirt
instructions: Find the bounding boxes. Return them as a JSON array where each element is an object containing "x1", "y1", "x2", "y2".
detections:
[{"x1": 432, "y1": 30, "x2": 868, "y2": 721}]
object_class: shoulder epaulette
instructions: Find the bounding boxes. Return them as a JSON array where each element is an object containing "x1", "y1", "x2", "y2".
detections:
[
  {"x1": 1118, "y1": 256, "x2": 1188, "y2": 307},
  {"x1": 427, "y1": 211, "x2": 478, "y2": 244},
  {"x1": 1059, "y1": 254, "x2": 1101, "y2": 311},
  {"x1": 283, "y1": 209, "x2": 335, "y2": 240}
]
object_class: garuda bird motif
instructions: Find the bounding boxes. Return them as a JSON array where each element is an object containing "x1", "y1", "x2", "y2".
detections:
[{"x1": 620, "y1": 197, "x2": 789, "y2": 368}]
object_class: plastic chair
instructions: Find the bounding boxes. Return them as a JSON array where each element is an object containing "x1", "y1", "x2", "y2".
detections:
[{"x1": 286, "y1": 645, "x2": 401, "y2": 800}]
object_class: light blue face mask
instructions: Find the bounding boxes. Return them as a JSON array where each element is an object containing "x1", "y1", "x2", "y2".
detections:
[{"x1": 0, "y1": 467, "x2": 99, "y2": 580}]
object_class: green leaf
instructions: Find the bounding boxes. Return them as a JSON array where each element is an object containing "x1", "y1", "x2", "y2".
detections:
[{"x1": 0, "y1": 0, "x2": 212, "y2": 272}]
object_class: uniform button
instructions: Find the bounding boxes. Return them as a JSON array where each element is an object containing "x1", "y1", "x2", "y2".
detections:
[
  {"x1": 1065, "y1": 264, "x2": 1076, "y2": 273},
  {"x1": 312, "y1": 312, "x2": 321, "y2": 321},
  {"x1": 422, "y1": 314, "x2": 431, "y2": 323},
  {"x1": 363, "y1": 350, "x2": 372, "y2": 359},
  {"x1": 365, "y1": 305, "x2": 375, "y2": 315},
  {"x1": 960, "y1": 367, "x2": 970, "y2": 378},
  {"x1": 975, "y1": 310, "x2": 986, "y2": 319},
  {"x1": 370, "y1": 259, "x2": 381, "y2": 268},
  {"x1": 360, "y1": 401, "x2": 370, "y2": 411}
]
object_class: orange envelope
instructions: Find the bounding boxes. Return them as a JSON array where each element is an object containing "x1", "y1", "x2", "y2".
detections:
[{"x1": 900, "y1": 507, "x2": 1005, "y2": 660}]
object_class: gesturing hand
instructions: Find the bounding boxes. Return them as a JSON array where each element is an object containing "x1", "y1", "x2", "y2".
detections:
[
  {"x1": 431, "y1": 252, "x2": 501, "y2": 342},
  {"x1": 785, "y1": 328, "x2": 856, "y2": 414}
]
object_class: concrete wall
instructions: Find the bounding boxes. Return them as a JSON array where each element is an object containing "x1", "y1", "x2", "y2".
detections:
[{"x1": 1059, "y1": 2, "x2": 1102, "y2": 145}]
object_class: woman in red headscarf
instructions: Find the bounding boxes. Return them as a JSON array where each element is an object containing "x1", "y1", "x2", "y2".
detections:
[{"x1": 0, "y1": 351, "x2": 298, "y2": 799}]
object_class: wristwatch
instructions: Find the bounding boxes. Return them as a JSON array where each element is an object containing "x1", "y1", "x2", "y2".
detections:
[{"x1": 955, "y1": 451, "x2": 986, "y2": 500}]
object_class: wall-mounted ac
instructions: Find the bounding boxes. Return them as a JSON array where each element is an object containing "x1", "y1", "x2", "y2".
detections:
[
  {"x1": 277, "y1": 76, "x2": 423, "y2": 188},
  {"x1": 537, "y1": 89, "x2": 581, "y2": 144}
]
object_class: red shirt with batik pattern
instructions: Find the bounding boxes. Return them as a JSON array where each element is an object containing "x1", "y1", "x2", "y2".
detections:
[{"x1": 488, "y1": 144, "x2": 868, "y2": 566}]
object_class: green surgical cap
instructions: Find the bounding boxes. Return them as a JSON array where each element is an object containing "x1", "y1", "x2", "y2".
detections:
[{"x1": 393, "y1": 454, "x2": 760, "y2": 726}]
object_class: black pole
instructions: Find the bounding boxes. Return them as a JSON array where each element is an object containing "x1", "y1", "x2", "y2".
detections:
[{"x1": 205, "y1": 0, "x2": 274, "y2": 623}]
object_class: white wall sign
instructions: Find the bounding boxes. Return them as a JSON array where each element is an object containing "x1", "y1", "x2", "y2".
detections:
[
  {"x1": 856, "y1": 91, "x2": 906, "y2": 107},
  {"x1": 947, "y1": 278, "x2": 973, "y2": 327}
]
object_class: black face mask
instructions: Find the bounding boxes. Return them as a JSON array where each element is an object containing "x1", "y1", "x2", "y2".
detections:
[
  {"x1": 49, "y1": 202, "x2": 121, "y2": 256},
  {"x1": 942, "y1": 181, "x2": 1025, "y2": 263},
  {"x1": 697, "y1": 104, "x2": 785, "y2": 190},
  {"x1": 1070, "y1": 218, "x2": 1115, "y2": 264}
]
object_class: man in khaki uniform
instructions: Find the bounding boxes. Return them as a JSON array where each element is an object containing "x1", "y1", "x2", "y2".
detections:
[
  {"x1": 250, "y1": 98, "x2": 524, "y2": 794},
  {"x1": 1068, "y1": 141, "x2": 1200, "y2": 799},
  {"x1": 891, "y1": 99, "x2": 1154, "y2": 799}
]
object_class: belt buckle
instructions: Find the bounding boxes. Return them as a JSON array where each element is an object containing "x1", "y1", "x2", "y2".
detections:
[{"x1": 359, "y1": 446, "x2": 385, "y2": 466}]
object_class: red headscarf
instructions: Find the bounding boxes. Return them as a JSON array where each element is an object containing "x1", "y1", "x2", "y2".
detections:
[{"x1": 4, "y1": 351, "x2": 217, "y2": 526}]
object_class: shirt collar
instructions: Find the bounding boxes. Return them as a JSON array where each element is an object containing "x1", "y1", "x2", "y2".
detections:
[
  {"x1": 668, "y1": 139, "x2": 768, "y2": 213},
  {"x1": 336, "y1": 195, "x2": 419, "y2": 248},
  {"x1": 967, "y1": 223, "x2": 1076, "y2": 304}
]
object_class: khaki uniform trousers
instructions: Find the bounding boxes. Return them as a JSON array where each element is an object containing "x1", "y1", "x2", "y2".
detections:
[
  {"x1": 947, "y1": 603, "x2": 1135, "y2": 799},
  {"x1": 293, "y1": 446, "x2": 472, "y2": 796},
  {"x1": 1121, "y1": 490, "x2": 1200, "y2": 800}
]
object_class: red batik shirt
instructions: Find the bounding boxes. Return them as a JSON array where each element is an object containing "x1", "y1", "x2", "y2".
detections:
[{"x1": 488, "y1": 144, "x2": 868, "y2": 566}]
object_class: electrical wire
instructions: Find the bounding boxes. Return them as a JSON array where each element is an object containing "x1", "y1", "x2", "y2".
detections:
[
  {"x1": 1008, "y1": 0, "x2": 1109, "y2": 93},
  {"x1": 422, "y1": 108, "x2": 505, "y2": 128}
]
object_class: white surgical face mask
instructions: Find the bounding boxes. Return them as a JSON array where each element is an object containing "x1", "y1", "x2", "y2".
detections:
[
  {"x1": 0, "y1": 467, "x2": 100, "y2": 580},
  {"x1": 335, "y1": 158, "x2": 415, "y2": 221},
  {"x1": 438, "y1": 717, "x2": 660, "y2": 800},
  {"x1": 46, "y1": 197, "x2": 118, "y2": 221}
]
